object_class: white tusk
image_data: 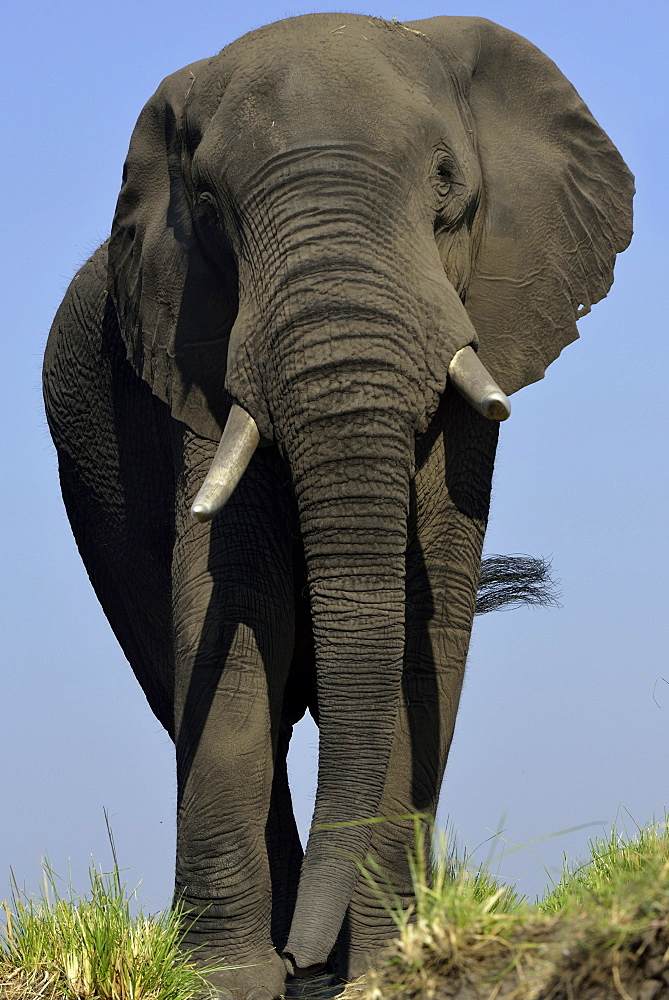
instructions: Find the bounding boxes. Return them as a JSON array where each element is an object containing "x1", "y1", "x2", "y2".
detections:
[
  {"x1": 190, "y1": 404, "x2": 261, "y2": 522},
  {"x1": 448, "y1": 346, "x2": 511, "y2": 421}
]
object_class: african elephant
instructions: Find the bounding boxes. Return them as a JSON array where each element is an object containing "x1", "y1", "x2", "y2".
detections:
[{"x1": 43, "y1": 12, "x2": 633, "y2": 999}]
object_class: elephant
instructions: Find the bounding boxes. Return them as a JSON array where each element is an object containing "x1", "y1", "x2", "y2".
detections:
[{"x1": 43, "y1": 12, "x2": 633, "y2": 1000}]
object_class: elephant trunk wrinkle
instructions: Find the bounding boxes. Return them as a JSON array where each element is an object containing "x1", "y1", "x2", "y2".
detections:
[
  {"x1": 280, "y1": 405, "x2": 413, "y2": 971},
  {"x1": 227, "y1": 247, "x2": 438, "y2": 440}
]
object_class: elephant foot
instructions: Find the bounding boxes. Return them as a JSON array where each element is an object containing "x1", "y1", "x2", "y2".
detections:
[
  {"x1": 284, "y1": 967, "x2": 344, "y2": 999},
  {"x1": 192, "y1": 948, "x2": 287, "y2": 1000},
  {"x1": 335, "y1": 944, "x2": 393, "y2": 984}
]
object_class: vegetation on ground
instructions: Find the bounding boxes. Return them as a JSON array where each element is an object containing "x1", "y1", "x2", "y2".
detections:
[
  {"x1": 2, "y1": 819, "x2": 668, "y2": 1000},
  {"x1": 0, "y1": 857, "x2": 222, "y2": 1000},
  {"x1": 363, "y1": 818, "x2": 669, "y2": 1000}
]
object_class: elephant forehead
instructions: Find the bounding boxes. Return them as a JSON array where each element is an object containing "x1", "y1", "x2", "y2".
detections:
[{"x1": 195, "y1": 16, "x2": 456, "y2": 156}]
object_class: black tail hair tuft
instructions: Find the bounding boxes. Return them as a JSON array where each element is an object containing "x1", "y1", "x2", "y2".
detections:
[{"x1": 475, "y1": 554, "x2": 561, "y2": 615}]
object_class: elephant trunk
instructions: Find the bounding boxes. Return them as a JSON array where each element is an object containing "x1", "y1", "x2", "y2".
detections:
[{"x1": 277, "y1": 390, "x2": 414, "y2": 971}]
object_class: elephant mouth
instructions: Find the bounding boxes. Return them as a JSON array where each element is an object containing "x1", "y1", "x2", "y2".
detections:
[{"x1": 189, "y1": 344, "x2": 510, "y2": 522}]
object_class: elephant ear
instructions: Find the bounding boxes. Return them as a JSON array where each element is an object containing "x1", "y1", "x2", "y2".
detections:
[
  {"x1": 410, "y1": 16, "x2": 634, "y2": 395},
  {"x1": 108, "y1": 58, "x2": 234, "y2": 442}
]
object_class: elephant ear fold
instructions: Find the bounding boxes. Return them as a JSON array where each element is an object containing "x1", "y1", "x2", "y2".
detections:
[
  {"x1": 108, "y1": 58, "x2": 234, "y2": 442},
  {"x1": 414, "y1": 16, "x2": 634, "y2": 395}
]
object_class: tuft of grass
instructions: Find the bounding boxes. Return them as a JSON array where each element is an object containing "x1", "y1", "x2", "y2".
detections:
[
  {"x1": 541, "y1": 820, "x2": 669, "y2": 917},
  {"x1": 362, "y1": 818, "x2": 669, "y2": 1000},
  {"x1": 0, "y1": 859, "x2": 221, "y2": 1000}
]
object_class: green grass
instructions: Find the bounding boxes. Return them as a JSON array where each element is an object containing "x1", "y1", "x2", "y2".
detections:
[
  {"x1": 541, "y1": 821, "x2": 669, "y2": 916},
  {"x1": 0, "y1": 859, "x2": 223, "y2": 1000},
  {"x1": 3, "y1": 820, "x2": 669, "y2": 1000}
]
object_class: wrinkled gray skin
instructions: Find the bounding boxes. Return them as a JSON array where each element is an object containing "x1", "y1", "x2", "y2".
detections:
[{"x1": 43, "y1": 13, "x2": 633, "y2": 999}]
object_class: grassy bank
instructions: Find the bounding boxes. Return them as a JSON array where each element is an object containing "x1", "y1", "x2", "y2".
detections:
[
  {"x1": 366, "y1": 821, "x2": 669, "y2": 1000},
  {"x1": 2, "y1": 822, "x2": 668, "y2": 1000}
]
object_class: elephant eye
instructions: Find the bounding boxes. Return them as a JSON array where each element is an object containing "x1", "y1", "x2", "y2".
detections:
[
  {"x1": 195, "y1": 189, "x2": 225, "y2": 231},
  {"x1": 435, "y1": 161, "x2": 454, "y2": 199},
  {"x1": 197, "y1": 190, "x2": 219, "y2": 211},
  {"x1": 432, "y1": 150, "x2": 478, "y2": 232}
]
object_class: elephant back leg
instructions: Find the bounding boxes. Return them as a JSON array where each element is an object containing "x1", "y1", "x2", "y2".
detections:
[
  {"x1": 266, "y1": 555, "x2": 318, "y2": 953},
  {"x1": 337, "y1": 385, "x2": 499, "y2": 978},
  {"x1": 43, "y1": 246, "x2": 176, "y2": 735}
]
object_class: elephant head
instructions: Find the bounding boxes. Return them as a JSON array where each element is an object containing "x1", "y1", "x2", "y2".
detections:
[{"x1": 107, "y1": 13, "x2": 632, "y2": 972}]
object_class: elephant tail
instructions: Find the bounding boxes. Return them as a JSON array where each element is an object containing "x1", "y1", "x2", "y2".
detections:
[{"x1": 475, "y1": 554, "x2": 561, "y2": 615}]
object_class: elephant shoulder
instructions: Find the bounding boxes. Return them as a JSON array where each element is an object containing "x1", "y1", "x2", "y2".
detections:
[
  {"x1": 44, "y1": 241, "x2": 111, "y2": 385},
  {"x1": 43, "y1": 236, "x2": 175, "y2": 528},
  {"x1": 43, "y1": 241, "x2": 140, "y2": 455}
]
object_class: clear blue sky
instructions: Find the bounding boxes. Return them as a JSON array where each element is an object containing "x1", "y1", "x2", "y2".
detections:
[{"x1": 1, "y1": 0, "x2": 667, "y2": 911}]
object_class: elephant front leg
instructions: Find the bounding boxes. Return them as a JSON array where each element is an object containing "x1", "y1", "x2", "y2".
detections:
[
  {"x1": 334, "y1": 623, "x2": 474, "y2": 979},
  {"x1": 172, "y1": 433, "x2": 296, "y2": 999},
  {"x1": 337, "y1": 391, "x2": 498, "y2": 980},
  {"x1": 266, "y1": 713, "x2": 305, "y2": 954}
]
